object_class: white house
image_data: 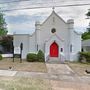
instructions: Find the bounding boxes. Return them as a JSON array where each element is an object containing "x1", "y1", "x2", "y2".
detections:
[
  {"x1": 13, "y1": 10, "x2": 81, "y2": 62},
  {"x1": 82, "y1": 39, "x2": 90, "y2": 52}
]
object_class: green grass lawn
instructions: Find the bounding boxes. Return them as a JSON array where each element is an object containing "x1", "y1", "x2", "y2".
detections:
[
  {"x1": 0, "y1": 58, "x2": 47, "y2": 73},
  {"x1": 0, "y1": 76, "x2": 51, "y2": 90}
]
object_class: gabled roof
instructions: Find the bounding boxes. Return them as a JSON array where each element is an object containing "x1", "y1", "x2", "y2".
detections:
[
  {"x1": 41, "y1": 10, "x2": 66, "y2": 25},
  {"x1": 45, "y1": 33, "x2": 64, "y2": 43}
]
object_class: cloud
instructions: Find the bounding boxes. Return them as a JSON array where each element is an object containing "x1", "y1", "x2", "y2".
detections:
[
  {"x1": 0, "y1": 0, "x2": 90, "y2": 34},
  {"x1": 4, "y1": 8, "x2": 52, "y2": 17},
  {"x1": 7, "y1": 22, "x2": 35, "y2": 34},
  {"x1": 5, "y1": 15, "x2": 45, "y2": 24}
]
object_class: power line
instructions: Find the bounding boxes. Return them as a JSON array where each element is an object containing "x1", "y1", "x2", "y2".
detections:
[
  {"x1": 0, "y1": 0, "x2": 89, "y2": 9},
  {"x1": 0, "y1": 0, "x2": 89, "y2": 5},
  {"x1": 1, "y1": 3, "x2": 90, "y2": 12},
  {"x1": 0, "y1": 0, "x2": 31, "y2": 4},
  {"x1": 0, "y1": 0, "x2": 61, "y2": 9}
]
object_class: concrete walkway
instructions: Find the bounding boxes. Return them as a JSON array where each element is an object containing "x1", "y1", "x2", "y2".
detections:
[
  {"x1": 0, "y1": 63, "x2": 90, "y2": 90},
  {"x1": 46, "y1": 64, "x2": 90, "y2": 90},
  {"x1": 0, "y1": 70, "x2": 17, "y2": 76}
]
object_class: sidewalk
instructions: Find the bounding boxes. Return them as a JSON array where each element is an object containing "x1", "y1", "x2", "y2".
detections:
[
  {"x1": 0, "y1": 70, "x2": 17, "y2": 76},
  {"x1": 0, "y1": 64, "x2": 89, "y2": 83},
  {"x1": 0, "y1": 64, "x2": 90, "y2": 90}
]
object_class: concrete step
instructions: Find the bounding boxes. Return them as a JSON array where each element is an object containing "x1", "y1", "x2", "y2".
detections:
[{"x1": 46, "y1": 57, "x2": 61, "y2": 64}]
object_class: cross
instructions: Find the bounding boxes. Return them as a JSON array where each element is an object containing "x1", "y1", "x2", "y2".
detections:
[{"x1": 52, "y1": 7, "x2": 55, "y2": 11}]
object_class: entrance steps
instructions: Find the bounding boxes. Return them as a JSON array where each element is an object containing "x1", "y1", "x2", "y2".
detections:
[{"x1": 46, "y1": 57, "x2": 61, "y2": 64}]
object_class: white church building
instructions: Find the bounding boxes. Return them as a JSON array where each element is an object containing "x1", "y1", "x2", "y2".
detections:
[{"x1": 13, "y1": 10, "x2": 81, "y2": 62}]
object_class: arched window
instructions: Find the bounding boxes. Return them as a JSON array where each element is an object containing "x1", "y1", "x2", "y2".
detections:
[{"x1": 70, "y1": 44, "x2": 72, "y2": 52}]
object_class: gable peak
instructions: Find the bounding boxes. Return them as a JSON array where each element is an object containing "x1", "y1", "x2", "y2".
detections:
[
  {"x1": 41, "y1": 8, "x2": 66, "y2": 25},
  {"x1": 51, "y1": 9, "x2": 57, "y2": 16},
  {"x1": 52, "y1": 7, "x2": 55, "y2": 11}
]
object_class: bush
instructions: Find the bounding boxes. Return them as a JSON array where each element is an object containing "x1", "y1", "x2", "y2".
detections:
[
  {"x1": 26, "y1": 50, "x2": 45, "y2": 62},
  {"x1": 0, "y1": 54, "x2": 2, "y2": 60},
  {"x1": 26, "y1": 53, "x2": 37, "y2": 62},
  {"x1": 79, "y1": 52, "x2": 90, "y2": 63},
  {"x1": 37, "y1": 50, "x2": 45, "y2": 62}
]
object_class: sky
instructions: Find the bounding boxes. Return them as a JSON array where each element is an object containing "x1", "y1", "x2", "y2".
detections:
[{"x1": 0, "y1": 0, "x2": 90, "y2": 34}]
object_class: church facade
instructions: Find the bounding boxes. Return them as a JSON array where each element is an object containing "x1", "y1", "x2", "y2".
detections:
[{"x1": 13, "y1": 11, "x2": 81, "y2": 62}]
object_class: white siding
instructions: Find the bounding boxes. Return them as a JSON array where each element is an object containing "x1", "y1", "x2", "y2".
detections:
[
  {"x1": 13, "y1": 34, "x2": 29, "y2": 59},
  {"x1": 36, "y1": 11, "x2": 70, "y2": 61},
  {"x1": 29, "y1": 33, "x2": 36, "y2": 53},
  {"x1": 13, "y1": 11, "x2": 81, "y2": 61},
  {"x1": 73, "y1": 32, "x2": 81, "y2": 60}
]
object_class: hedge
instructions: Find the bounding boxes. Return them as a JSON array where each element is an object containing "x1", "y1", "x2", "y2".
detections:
[
  {"x1": 26, "y1": 53, "x2": 37, "y2": 62},
  {"x1": 79, "y1": 52, "x2": 90, "y2": 63},
  {"x1": 26, "y1": 50, "x2": 45, "y2": 62}
]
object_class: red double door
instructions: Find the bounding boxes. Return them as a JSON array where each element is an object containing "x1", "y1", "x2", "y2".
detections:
[{"x1": 50, "y1": 42, "x2": 59, "y2": 57}]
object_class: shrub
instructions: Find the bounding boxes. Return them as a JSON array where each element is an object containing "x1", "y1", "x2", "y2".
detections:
[
  {"x1": 79, "y1": 52, "x2": 90, "y2": 63},
  {"x1": 37, "y1": 50, "x2": 45, "y2": 62},
  {"x1": 26, "y1": 50, "x2": 45, "y2": 62},
  {"x1": 0, "y1": 54, "x2": 2, "y2": 60},
  {"x1": 26, "y1": 53, "x2": 37, "y2": 62}
]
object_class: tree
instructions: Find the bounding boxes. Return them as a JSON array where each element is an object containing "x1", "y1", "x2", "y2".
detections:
[
  {"x1": 86, "y1": 9, "x2": 90, "y2": 18},
  {"x1": 82, "y1": 9, "x2": 90, "y2": 40},
  {"x1": 0, "y1": 35, "x2": 13, "y2": 53},
  {"x1": 82, "y1": 28, "x2": 90, "y2": 40},
  {"x1": 0, "y1": 11, "x2": 7, "y2": 35}
]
